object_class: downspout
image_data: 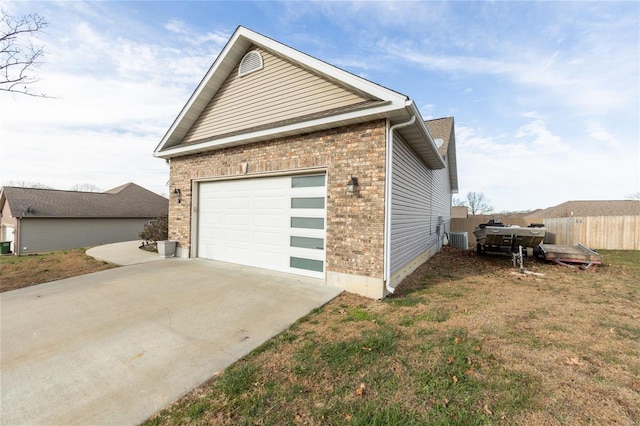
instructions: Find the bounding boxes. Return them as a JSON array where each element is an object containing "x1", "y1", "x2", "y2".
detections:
[{"x1": 384, "y1": 114, "x2": 416, "y2": 295}]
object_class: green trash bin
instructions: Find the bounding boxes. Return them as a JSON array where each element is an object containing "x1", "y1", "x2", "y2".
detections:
[{"x1": 0, "y1": 241, "x2": 11, "y2": 254}]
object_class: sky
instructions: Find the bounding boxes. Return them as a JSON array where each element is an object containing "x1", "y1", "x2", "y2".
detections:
[{"x1": 1, "y1": 1, "x2": 638, "y2": 212}]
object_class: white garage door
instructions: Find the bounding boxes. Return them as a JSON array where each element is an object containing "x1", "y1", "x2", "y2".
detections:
[{"x1": 197, "y1": 174, "x2": 326, "y2": 279}]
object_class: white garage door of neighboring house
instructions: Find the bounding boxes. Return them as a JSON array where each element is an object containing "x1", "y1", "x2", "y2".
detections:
[
  {"x1": 2, "y1": 225, "x2": 14, "y2": 252},
  {"x1": 197, "y1": 174, "x2": 326, "y2": 279}
]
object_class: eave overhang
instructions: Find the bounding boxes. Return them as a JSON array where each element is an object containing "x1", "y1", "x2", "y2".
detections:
[{"x1": 395, "y1": 102, "x2": 446, "y2": 170}]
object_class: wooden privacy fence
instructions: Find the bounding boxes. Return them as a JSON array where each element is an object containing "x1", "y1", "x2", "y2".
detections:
[
  {"x1": 451, "y1": 215, "x2": 640, "y2": 250},
  {"x1": 543, "y1": 216, "x2": 640, "y2": 250}
]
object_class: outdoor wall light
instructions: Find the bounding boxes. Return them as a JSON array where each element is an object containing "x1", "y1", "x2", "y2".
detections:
[
  {"x1": 346, "y1": 177, "x2": 359, "y2": 194},
  {"x1": 173, "y1": 188, "x2": 182, "y2": 203}
]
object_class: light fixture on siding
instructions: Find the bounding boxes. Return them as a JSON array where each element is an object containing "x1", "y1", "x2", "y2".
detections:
[
  {"x1": 346, "y1": 177, "x2": 359, "y2": 194},
  {"x1": 173, "y1": 188, "x2": 182, "y2": 203}
]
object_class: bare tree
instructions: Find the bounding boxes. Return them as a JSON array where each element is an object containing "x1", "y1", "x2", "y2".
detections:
[
  {"x1": 464, "y1": 192, "x2": 494, "y2": 215},
  {"x1": 627, "y1": 192, "x2": 640, "y2": 200},
  {"x1": 452, "y1": 196, "x2": 466, "y2": 206},
  {"x1": 1, "y1": 10, "x2": 48, "y2": 97},
  {"x1": 71, "y1": 183, "x2": 102, "y2": 192},
  {"x1": 5, "y1": 180, "x2": 53, "y2": 189}
]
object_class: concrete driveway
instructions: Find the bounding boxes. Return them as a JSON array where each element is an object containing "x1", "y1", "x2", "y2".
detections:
[{"x1": 1, "y1": 259, "x2": 341, "y2": 425}]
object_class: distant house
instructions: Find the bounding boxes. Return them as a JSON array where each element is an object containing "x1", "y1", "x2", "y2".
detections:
[
  {"x1": 0, "y1": 183, "x2": 168, "y2": 255},
  {"x1": 153, "y1": 27, "x2": 458, "y2": 299},
  {"x1": 526, "y1": 200, "x2": 640, "y2": 219}
]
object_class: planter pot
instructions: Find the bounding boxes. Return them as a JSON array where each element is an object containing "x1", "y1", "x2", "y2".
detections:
[{"x1": 157, "y1": 240, "x2": 177, "y2": 258}]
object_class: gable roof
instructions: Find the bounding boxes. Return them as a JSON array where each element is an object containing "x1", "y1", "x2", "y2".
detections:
[
  {"x1": 0, "y1": 183, "x2": 168, "y2": 219},
  {"x1": 525, "y1": 200, "x2": 640, "y2": 218},
  {"x1": 154, "y1": 26, "x2": 446, "y2": 170},
  {"x1": 424, "y1": 117, "x2": 459, "y2": 193}
]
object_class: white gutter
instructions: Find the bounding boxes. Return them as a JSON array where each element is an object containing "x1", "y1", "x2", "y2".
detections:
[{"x1": 384, "y1": 114, "x2": 416, "y2": 295}]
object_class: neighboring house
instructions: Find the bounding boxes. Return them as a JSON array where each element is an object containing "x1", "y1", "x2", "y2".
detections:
[
  {"x1": 0, "y1": 183, "x2": 168, "y2": 255},
  {"x1": 525, "y1": 200, "x2": 640, "y2": 219},
  {"x1": 154, "y1": 27, "x2": 458, "y2": 299}
]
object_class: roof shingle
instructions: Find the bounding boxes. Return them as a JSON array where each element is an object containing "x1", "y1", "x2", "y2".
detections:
[{"x1": 1, "y1": 183, "x2": 168, "y2": 218}]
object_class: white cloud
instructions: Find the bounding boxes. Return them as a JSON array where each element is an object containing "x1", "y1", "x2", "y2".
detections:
[
  {"x1": 165, "y1": 19, "x2": 187, "y2": 34},
  {"x1": 0, "y1": 5, "x2": 226, "y2": 195},
  {"x1": 515, "y1": 118, "x2": 567, "y2": 155},
  {"x1": 370, "y1": 3, "x2": 639, "y2": 118},
  {"x1": 2, "y1": 0, "x2": 637, "y2": 212},
  {"x1": 585, "y1": 121, "x2": 622, "y2": 148},
  {"x1": 455, "y1": 122, "x2": 638, "y2": 211},
  {"x1": 420, "y1": 103, "x2": 436, "y2": 120},
  {"x1": 383, "y1": 43, "x2": 636, "y2": 116}
]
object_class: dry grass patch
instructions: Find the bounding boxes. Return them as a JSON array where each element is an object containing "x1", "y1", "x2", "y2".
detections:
[
  {"x1": 0, "y1": 248, "x2": 116, "y2": 292},
  {"x1": 144, "y1": 247, "x2": 639, "y2": 425}
]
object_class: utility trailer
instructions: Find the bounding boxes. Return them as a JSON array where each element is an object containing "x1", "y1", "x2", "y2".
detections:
[{"x1": 535, "y1": 243, "x2": 603, "y2": 269}]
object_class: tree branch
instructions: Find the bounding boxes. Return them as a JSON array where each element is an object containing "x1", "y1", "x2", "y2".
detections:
[{"x1": 0, "y1": 10, "x2": 48, "y2": 97}]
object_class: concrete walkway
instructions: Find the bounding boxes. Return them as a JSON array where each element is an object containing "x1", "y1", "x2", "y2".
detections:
[
  {"x1": 86, "y1": 240, "x2": 165, "y2": 266},
  {"x1": 1, "y1": 251, "x2": 341, "y2": 425}
]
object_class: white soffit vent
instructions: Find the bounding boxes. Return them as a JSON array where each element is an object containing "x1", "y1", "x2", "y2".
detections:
[{"x1": 238, "y1": 50, "x2": 264, "y2": 76}]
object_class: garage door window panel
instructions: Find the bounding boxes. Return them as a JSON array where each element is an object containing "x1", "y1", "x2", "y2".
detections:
[
  {"x1": 290, "y1": 257, "x2": 324, "y2": 273},
  {"x1": 292, "y1": 175, "x2": 326, "y2": 188},
  {"x1": 290, "y1": 236, "x2": 324, "y2": 250},
  {"x1": 291, "y1": 197, "x2": 325, "y2": 209},
  {"x1": 291, "y1": 217, "x2": 324, "y2": 229}
]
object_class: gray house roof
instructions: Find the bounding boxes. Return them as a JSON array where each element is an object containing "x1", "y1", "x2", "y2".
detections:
[
  {"x1": 1, "y1": 183, "x2": 168, "y2": 218},
  {"x1": 525, "y1": 200, "x2": 640, "y2": 218}
]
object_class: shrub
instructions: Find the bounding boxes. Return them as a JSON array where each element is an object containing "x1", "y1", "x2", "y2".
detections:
[{"x1": 139, "y1": 215, "x2": 168, "y2": 243}]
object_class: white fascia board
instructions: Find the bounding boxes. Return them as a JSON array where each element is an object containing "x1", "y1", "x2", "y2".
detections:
[
  {"x1": 154, "y1": 102, "x2": 401, "y2": 159},
  {"x1": 405, "y1": 101, "x2": 446, "y2": 169}
]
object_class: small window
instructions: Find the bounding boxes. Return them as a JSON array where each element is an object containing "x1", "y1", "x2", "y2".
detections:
[{"x1": 238, "y1": 50, "x2": 263, "y2": 77}]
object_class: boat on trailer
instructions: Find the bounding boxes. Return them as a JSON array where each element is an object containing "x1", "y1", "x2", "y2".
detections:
[
  {"x1": 473, "y1": 219, "x2": 547, "y2": 272},
  {"x1": 473, "y1": 219, "x2": 546, "y2": 255},
  {"x1": 473, "y1": 219, "x2": 603, "y2": 271}
]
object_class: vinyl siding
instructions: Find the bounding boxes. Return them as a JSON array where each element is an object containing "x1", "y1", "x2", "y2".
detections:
[
  {"x1": 18, "y1": 218, "x2": 152, "y2": 254},
  {"x1": 182, "y1": 46, "x2": 372, "y2": 144},
  {"x1": 390, "y1": 135, "x2": 451, "y2": 276}
]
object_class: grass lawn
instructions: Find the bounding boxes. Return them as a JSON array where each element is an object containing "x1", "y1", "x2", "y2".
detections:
[
  {"x1": 143, "y1": 247, "x2": 640, "y2": 425},
  {"x1": 0, "y1": 248, "x2": 116, "y2": 292}
]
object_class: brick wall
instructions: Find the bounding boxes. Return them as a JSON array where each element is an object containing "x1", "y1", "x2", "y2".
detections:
[{"x1": 168, "y1": 120, "x2": 387, "y2": 279}]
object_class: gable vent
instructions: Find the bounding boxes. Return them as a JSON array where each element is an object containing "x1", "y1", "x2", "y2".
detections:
[{"x1": 238, "y1": 50, "x2": 263, "y2": 77}]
